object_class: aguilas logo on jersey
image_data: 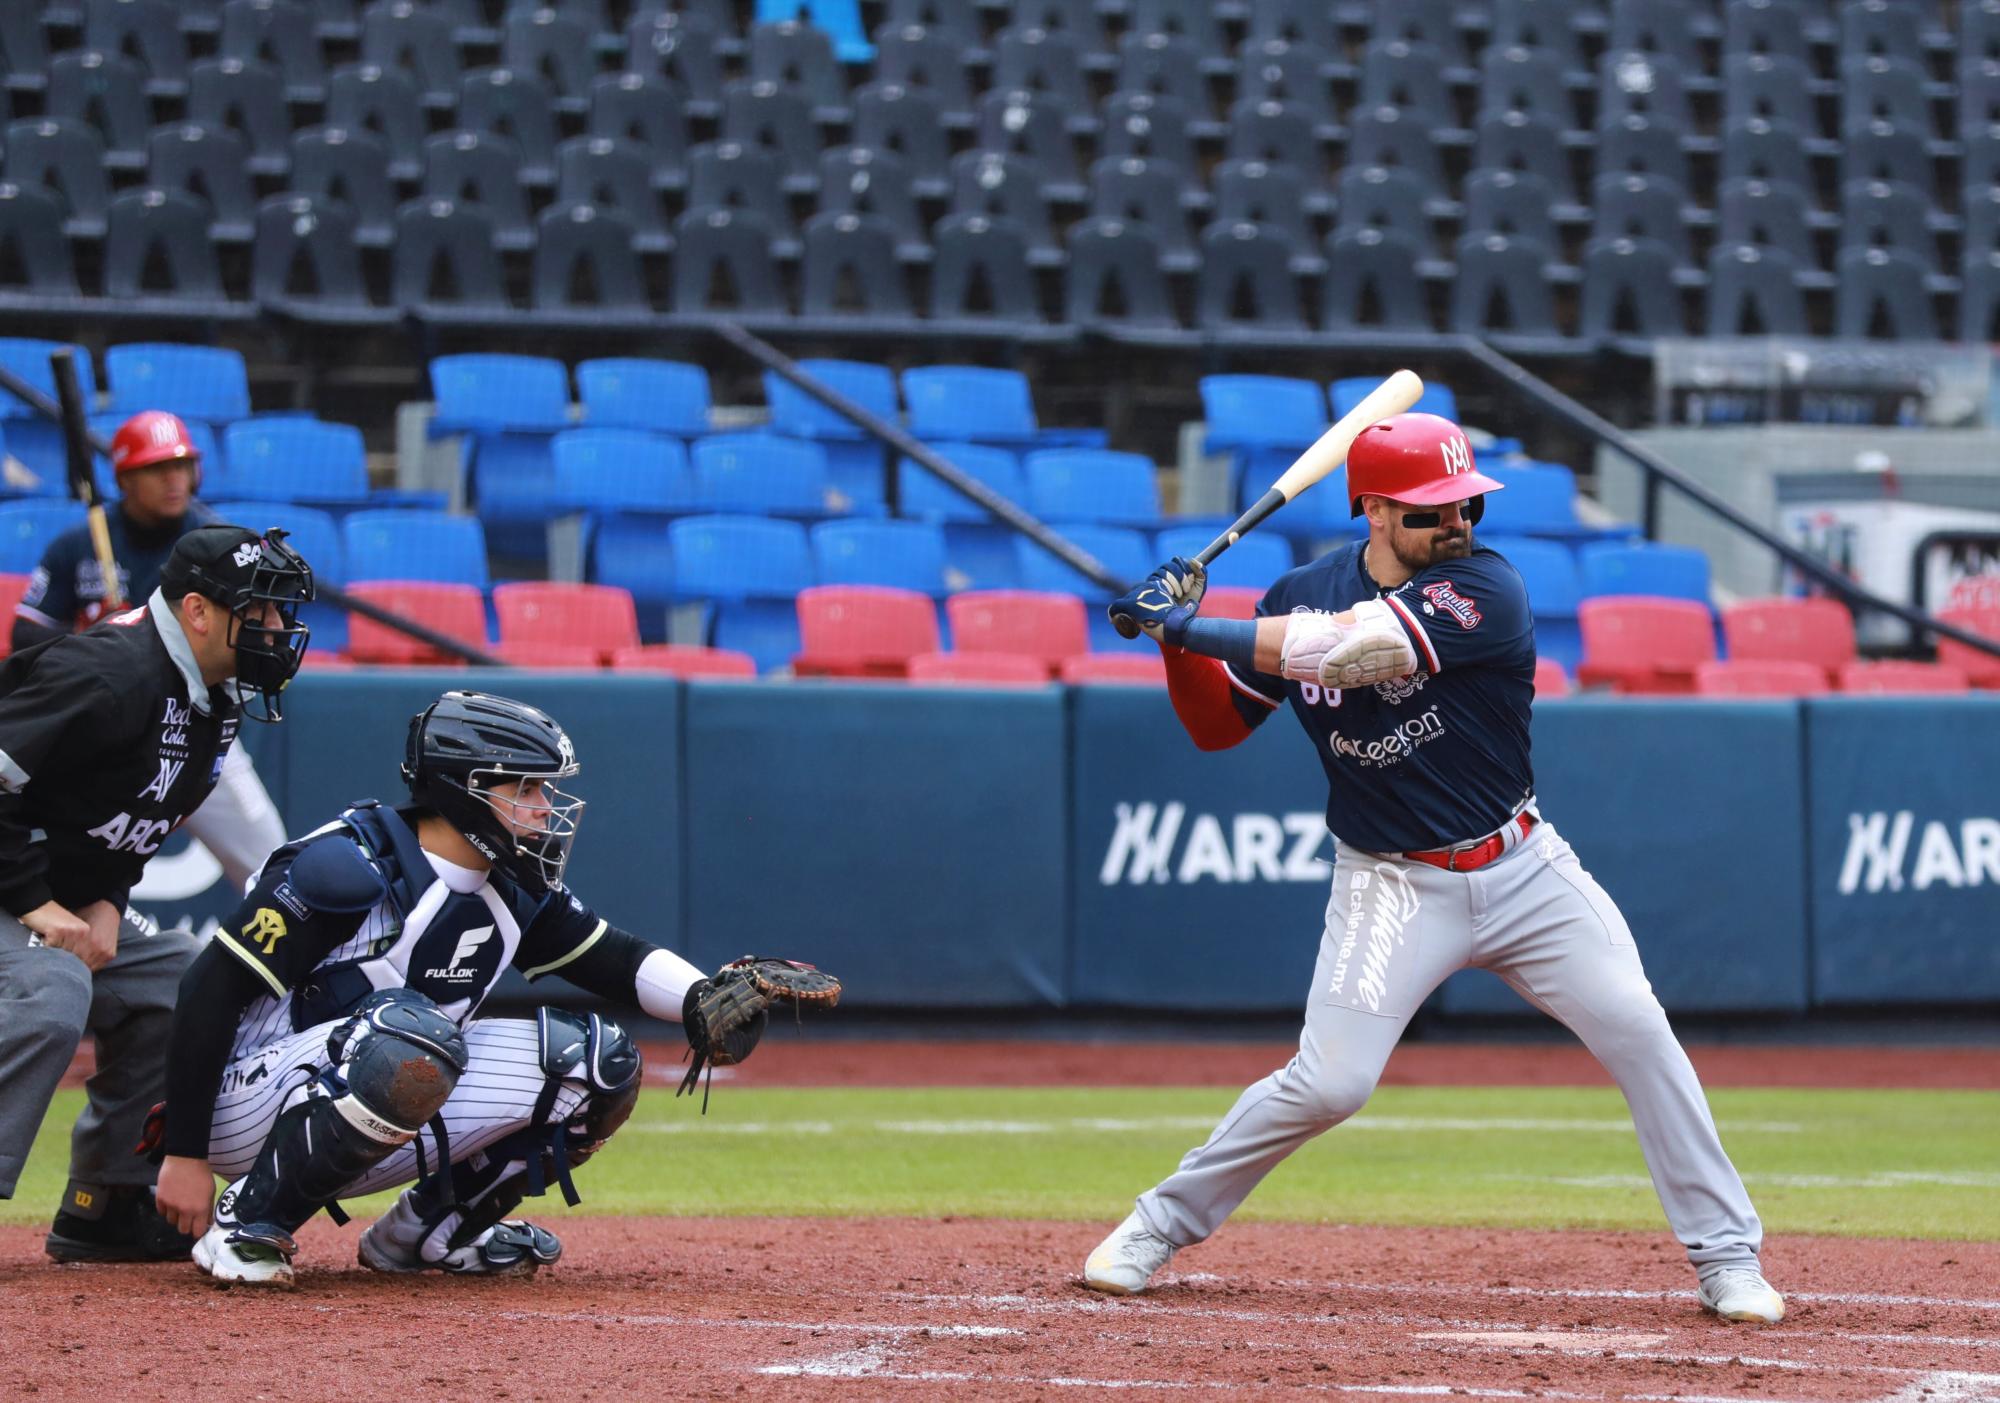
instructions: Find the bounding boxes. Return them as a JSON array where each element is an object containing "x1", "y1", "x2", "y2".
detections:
[{"x1": 1418, "y1": 579, "x2": 1482, "y2": 630}]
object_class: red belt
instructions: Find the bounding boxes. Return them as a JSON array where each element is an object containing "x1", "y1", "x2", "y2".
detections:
[{"x1": 1405, "y1": 812, "x2": 1536, "y2": 873}]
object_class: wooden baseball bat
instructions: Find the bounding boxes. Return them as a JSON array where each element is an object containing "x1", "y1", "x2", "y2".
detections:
[
  {"x1": 50, "y1": 349, "x2": 124, "y2": 612},
  {"x1": 1111, "y1": 369, "x2": 1425, "y2": 638}
]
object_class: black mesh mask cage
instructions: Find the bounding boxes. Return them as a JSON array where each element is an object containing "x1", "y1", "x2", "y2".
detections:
[
  {"x1": 179, "y1": 528, "x2": 314, "y2": 722},
  {"x1": 400, "y1": 691, "x2": 585, "y2": 893}
]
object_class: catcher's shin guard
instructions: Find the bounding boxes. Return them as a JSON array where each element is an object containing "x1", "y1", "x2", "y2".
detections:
[
  {"x1": 219, "y1": 991, "x2": 468, "y2": 1238},
  {"x1": 360, "y1": 1009, "x2": 639, "y2": 1271}
]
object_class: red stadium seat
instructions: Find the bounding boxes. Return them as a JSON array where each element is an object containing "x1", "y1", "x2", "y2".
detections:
[
  {"x1": 494, "y1": 640, "x2": 604, "y2": 669},
  {"x1": 298, "y1": 650, "x2": 355, "y2": 670},
  {"x1": 610, "y1": 644, "x2": 758, "y2": 678},
  {"x1": 1576, "y1": 596, "x2": 1715, "y2": 694},
  {"x1": 1693, "y1": 659, "x2": 1828, "y2": 698},
  {"x1": 1721, "y1": 597, "x2": 1856, "y2": 680},
  {"x1": 1532, "y1": 656, "x2": 1571, "y2": 697},
  {"x1": 1936, "y1": 607, "x2": 2000, "y2": 687},
  {"x1": 1060, "y1": 652, "x2": 1168, "y2": 686},
  {"x1": 493, "y1": 582, "x2": 640, "y2": 664},
  {"x1": 346, "y1": 582, "x2": 488, "y2": 665},
  {"x1": 1838, "y1": 660, "x2": 1971, "y2": 694},
  {"x1": 906, "y1": 651, "x2": 1051, "y2": 686},
  {"x1": 944, "y1": 590, "x2": 1087, "y2": 673},
  {"x1": 795, "y1": 585, "x2": 941, "y2": 677},
  {"x1": 0, "y1": 573, "x2": 29, "y2": 658},
  {"x1": 1203, "y1": 586, "x2": 1262, "y2": 620}
]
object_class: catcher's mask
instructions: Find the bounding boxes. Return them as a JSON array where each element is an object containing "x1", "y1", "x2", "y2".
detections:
[
  {"x1": 160, "y1": 525, "x2": 314, "y2": 722},
  {"x1": 402, "y1": 691, "x2": 585, "y2": 893}
]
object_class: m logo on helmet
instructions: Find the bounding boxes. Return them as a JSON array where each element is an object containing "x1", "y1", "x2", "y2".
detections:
[{"x1": 1439, "y1": 434, "x2": 1473, "y2": 476}]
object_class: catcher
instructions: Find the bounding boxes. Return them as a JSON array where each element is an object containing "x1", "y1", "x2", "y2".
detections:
[{"x1": 148, "y1": 690, "x2": 838, "y2": 1287}]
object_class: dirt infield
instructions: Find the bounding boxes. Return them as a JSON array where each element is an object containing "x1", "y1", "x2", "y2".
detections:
[{"x1": 3, "y1": 1219, "x2": 1993, "y2": 1401}]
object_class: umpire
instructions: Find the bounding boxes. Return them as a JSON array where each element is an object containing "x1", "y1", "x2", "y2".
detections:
[{"x1": 0, "y1": 523, "x2": 313, "y2": 1262}]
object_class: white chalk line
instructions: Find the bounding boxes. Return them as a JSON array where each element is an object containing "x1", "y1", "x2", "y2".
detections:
[
  {"x1": 1504, "y1": 1171, "x2": 2000, "y2": 1191},
  {"x1": 635, "y1": 1114, "x2": 1801, "y2": 1136}
]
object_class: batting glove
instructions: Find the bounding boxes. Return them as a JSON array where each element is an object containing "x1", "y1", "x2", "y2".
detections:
[{"x1": 1108, "y1": 557, "x2": 1207, "y2": 648}]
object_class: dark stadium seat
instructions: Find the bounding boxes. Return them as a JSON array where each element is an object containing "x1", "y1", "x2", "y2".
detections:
[
  {"x1": 1964, "y1": 246, "x2": 2000, "y2": 342},
  {"x1": 46, "y1": 51, "x2": 151, "y2": 171},
  {"x1": 1608, "y1": 0, "x2": 1701, "y2": 67},
  {"x1": 1717, "y1": 178, "x2": 1820, "y2": 275},
  {"x1": 1480, "y1": 45, "x2": 1574, "y2": 130},
  {"x1": 794, "y1": 584, "x2": 941, "y2": 678},
  {"x1": 930, "y1": 214, "x2": 1044, "y2": 327},
  {"x1": 532, "y1": 203, "x2": 651, "y2": 324},
  {"x1": 610, "y1": 644, "x2": 758, "y2": 678},
  {"x1": 873, "y1": 23, "x2": 976, "y2": 118},
  {"x1": 993, "y1": 26, "x2": 1092, "y2": 111},
  {"x1": 625, "y1": 11, "x2": 723, "y2": 116},
  {"x1": 1129, "y1": 0, "x2": 1227, "y2": 53},
  {"x1": 220, "y1": 0, "x2": 324, "y2": 102},
  {"x1": 557, "y1": 137, "x2": 670, "y2": 255},
  {"x1": 286, "y1": 128, "x2": 395, "y2": 249},
  {"x1": 1576, "y1": 596, "x2": 1715, "y2": 694},
  {"x1": 688, "y1": 141, "x2": 797, "y2": 250},
  {"x1": 945, "y1": 589, "x2": 1086, "y2": 672},
  {"x1": 978, "y1": 89, "x2": 1083, "y2": 198},
  {"x1": 393, "y1": 199, "x2": 513, "y2": 325},
  {"x1": 1474, "y1": 110, "x2": 1579, "y2": 208},
  {"x1": 904, "y1": 365, "x2": 1038, "y2": 442},
  {"x1": 1842, "y1": 179, "x2": 1939, "y2": 273},
  {"x1": 673, "y1": 206, "x2": 787, "y2": 318},
  {"x1": 812, "y1": 518, "x2": 948, "y2": 594},
  {"x1": 361, "y1": 2, "x2": 461, "y2": 106},
  {"x1": 1334, "y1": 164, "x2": 1436, "y2": 240},
  {"x1": 1322, "y1": 227, "x2": 1431, "y2": 331},
  {"x1": 327, "y1": 64, "x2": 425, "y2": 183},
  {"x1": 1599, "y1": 113, "x2": 1690, "y2": 190},
  {"x1": 0, "y1": 501, "x2": 87, "y2": 573},
  {"x1": 1005, "y1": 0, "x2": 1107, "y2": 52},
  {"x1": 1465, "y1": 169, "x2": 1559, "y2": 247},
  {"x1": 106, "y1": 343, "x2": 250, "y2": 421},
  {"x1": 1724, "y1": 54, "x2": 1817, "y2": 136},
  {"x1": 883, "y1": 0, "x2": 981, "y2": 41},
  {"x1": 1024, "y1": 450, "x2": 1159, "y2": 528},
  {"x1": 220, "y1": 418, "x2": 369, "y2": 503},
  {"x1": 1065, "y1": 218, "x2": 1180, "y2": 332},
  {"x1": 1487, "y1": 0, "x2": 1588, "y2": 70},
  {"x1": 750, "y1": 20, "x2": 851, "y2": 125},
  {"x1": 347, "y1": 582, "x2": 488, "y2": 665},
  {"x1": 589, "y1": 74, "x2": 690, "y2": 190},
  {"x1": 853, "y1": 84, "x2": 952, "y2": 198},
  {"x1": 1593, "y1": 173, "x2": 1692, "y2": 265},
  {"x1": 1966, "y1": 127, "x2": 2000, "y2": 195},
  {"x1": 1356, "y1": 38, "x2": 1460, "y2": 134},
  {"x1": 692, "y1": 434, "x2": 830, "y2": 516},
  {"x1": 552, "y1": 426, "x2": 693, "y2": 514},
  {"x1": 1450, "y1": 233, "x2": 1565, "y2": 347},
  {"x1": 1579, "y1": 237, "x2": 1686, "y2": 344},
  {"x1": 459, "y1": 68, "x2": 560, "y2": 188},
  {"x1": 818, "y1": 147, "x2": 927, "y2": 260},
  {"x1": 1214, "y1": 161, "x2": 1319, "y2": 264},
  {"x1": 1579, "y1": 540, "x2": 1710, "y2": 603},
  {"x1": 1089, "y1": 157, "x2": 1196, "y2": 270},
  {"x1": 104, "y1": 188, "x2": 235, "y2": 319},
  {"x1": 1845, "y1": 121, "x2": 1936, "y2": 199},
  {"x1": 580, "y1": 358, "x2": 710, "y2": 437},
  {"x1": 1236, "y1": 38, "x2": 1341, "y2": 129},
  {"x1": 344, "y1": 508, "x2": 490, "y2": 586},
  {"x1": 906, "y1": 651, "x2": 1051, "y2": 685},
  {"x1": 423, "y1": 131, "x2": 533, "y2": 251},
  {"x1": 1838, "y1": 660, "x2": 1971, "y2": 694},
  {"x1": 1724, "y1": 0, "x2": 1811, "y2": 64},
  {"x1": 504, "y1": 7, "x2": 597, "y2": 110},
  {"x1": 1961, "y1": 60, "x2": 2000, "y2": 136},
  {"x1": 1346, "y1": 107, "x2": 1452, "y2": 212},
  {"x1": 1722, "y1": 597, "x2": 1856, "y2": 680},
  {"x1": 802, "y1": 211, "x2": 914, "y2": 321},
  {"x1": 1695, "y1": 659, "x2": 1829, "y2": 698},
  {"x1": 188, "y1": 58, "x2": 291, "y2": 178},
  {"x1": 1841, "y1": 0, "x2": 1924, "y2": 65},
  {"x1": 1833, "y1": 246, "x2": 1939, "y2": 340},
  {"x1": 0, "y1": 7, "x2": 50, "y2": 98},
  {"x1": 430, "y1": 352, "x2": 568, "y2": 434},
  {"x1": 1246, "y1": 0, "x2": 1338, "y2": 52},
  {"x1": 1227, "y1": 99, "x2": 1327, "y2": 187},
  {"x1": 1842, "y1": 55, "x2": 1930, "y2": 136},
  {"x1": 951, "y1": 151, "x2": 1060, "y2": 266},
  {"x1": 1101, "y1": 91, "x2": 1197, "y2": 171},
  {"x1": 1598, "y1": 49, "x2": 1690, "y2": 129},
  {"x1": 1720, "y1": 118, "x2": 1815, "y2": 199},
  {"x1": 146, "y1": 125, "x2": 254, "y2": 245},
  {"x1": 86, "y1": 0, "x2": 189, "y2": 97},
  {"x1": 0, "y1": 191, "x2": 85, "y2": 314},
  {"x1": 252, "y1": 191, "x2": 388, "y2": 327},
  {"x1": 1116, "y1": 32, "x2": 1213, "y2": 119},
  {"x1": 1968, "y1": 0, "x2": 2000, "y2": 64},
  {"x1": 3, "y1": 119, "x2": 112, "y2": 239},
  {"x1": 1706, "y1": 242, "x2": 1809, "y2": 335},
  {"x1": 1197, "y1": 221, "x2": 1308, "y2": 334}
]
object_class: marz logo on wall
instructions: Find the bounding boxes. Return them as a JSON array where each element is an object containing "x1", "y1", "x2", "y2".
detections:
[
  {"x1": 1100, "y1": 803, "x2": 1331, "y2": 885},
  {"x1": 1838, "y1": 811, "x2": 2000, "y2": 894}
]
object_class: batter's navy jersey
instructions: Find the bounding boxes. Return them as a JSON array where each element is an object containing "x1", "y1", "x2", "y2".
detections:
[{"x1": 1224, "y1": 541, "x2": 1536, "y2": 854}]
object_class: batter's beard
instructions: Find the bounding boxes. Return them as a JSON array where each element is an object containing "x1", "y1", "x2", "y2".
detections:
[{"x1": 1388, "y1": 530, "x2": 1472, "y2": 573}]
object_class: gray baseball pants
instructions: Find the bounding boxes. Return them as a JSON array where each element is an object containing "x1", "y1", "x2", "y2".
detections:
[
  {"x1": 1134, "y1": 818, "x2": 1766, "y2": 1275},
  {"x1": 0, "y1": 911, "x2": 199, "y2": 1199}
]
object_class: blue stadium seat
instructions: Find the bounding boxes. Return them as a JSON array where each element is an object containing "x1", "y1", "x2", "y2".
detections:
[
  {"x1": 811, "y1": 518, "x2": 948, "y2": 594},
  {"x1": 1578, "y1": 539, "x2": 1711, "y2": 604},
  {"x1": 1200, "y1": 375, "x2": 1324, "y2": 453},
  {"x1": 577, "y1": 359, "x2": 709, "y2": 438},
  {"x1": 468, "y1": 435, "x2": 560, "y2": 558},
  {"x1": 105, "y1": 344, "x2": 251, "y2": 422},
  {"x1": 1024, "y1": 450, "x2": 1161, "y2": 527},
  {"x1": 1152, "y1": 527, "x2": 1292, "y2": 593},
  {"x1": 1478, "y1": 533, "x2": 1582, "y2": 671},
  {"x1": 552, "y1": 428, "x2": 694, "y2": 514},
  {"x1": 666, "y1": 513, "x2": 816, "y2": 669},
  {"x1": 1478, "y1": 462, "x2": 1581, "y2": 536},
  {"x1": 342, "y1": 508, "x2": 489, "y2": 587},
  {"x1": 0, "y1": 340, "x2": 95, "y2": 419},
  {"x1": 208, "y1": 499, "x2": 347, "y2": 652},
  {"x1": 429, "y1": 355, "x2": 570, "y2": 433},
  {"x1": 691, "y1": 434, "x2": 830, "y2": 516},
  {"x1": 219, "y1": 419, "x2": 368, "y2": 502},
  {"x1": 903, "y1": 366, "x2": 1038, "y2": 444},
  {"x1": 762, "y1": 359, "x2": 897, "y2": 515},
  {"x1": 0, "y1": 500, "x2": 85, "y2": 573},
  {"x1": 1332, "y1": 377, "x2": 1458, "y2": 422},
  {"x1": 900, "y1": 442, "x2": 1026, "y2": 522},
  {"x1": 1236, "y1": 451, "x2": 1358, "y2": 542},
  {"x1": 1015, "y1": 523, "x2": 1150, "y2": 601}
]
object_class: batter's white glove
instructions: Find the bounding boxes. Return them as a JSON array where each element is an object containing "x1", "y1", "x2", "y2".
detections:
[{"x1": 1279, "y1": 599, "x2": 1419, "y2": 689}]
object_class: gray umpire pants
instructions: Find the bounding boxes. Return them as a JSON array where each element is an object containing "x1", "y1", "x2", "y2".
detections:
[
  {"x1": 1134, "y1": 818, "x2": 1766, "y2": 1276},
  {"x1": 0, "y1": 910, "x2": 199, "y2": 1200}
]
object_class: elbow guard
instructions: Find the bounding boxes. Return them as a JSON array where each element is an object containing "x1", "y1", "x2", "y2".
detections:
[{"x1": 1279, "y1": 600, "x2": 1418, "y2": 689}]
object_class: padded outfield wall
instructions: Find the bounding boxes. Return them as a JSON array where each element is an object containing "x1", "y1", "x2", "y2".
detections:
[{"x1": 131, "y1": 674, "x2": 2000, "y2": 1017}]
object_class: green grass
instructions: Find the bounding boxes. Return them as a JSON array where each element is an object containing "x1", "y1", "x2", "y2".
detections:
[{"x1": 10, "y1": 1085, "x2": 1996, "y2": 1239}]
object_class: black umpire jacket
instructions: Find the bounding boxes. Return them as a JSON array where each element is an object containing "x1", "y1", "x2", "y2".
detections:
[{"x1": 0, "y1": 590, "x2": 240, "y2": 919}]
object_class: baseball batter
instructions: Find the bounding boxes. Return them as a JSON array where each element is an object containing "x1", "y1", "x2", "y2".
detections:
[{"x1": 1088, "y1": 413, "x2": 1784, "y2": 1325}]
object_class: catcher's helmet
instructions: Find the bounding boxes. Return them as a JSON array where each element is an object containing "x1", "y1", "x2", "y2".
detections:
[
  {"x1": 110, "y1": 410, "x2": 202, "y2": 485},
  {"x1": 402, "y1": 691, "x2": 585, "y2": 893},
  {"x1": 1346, "y1": 413, "x2": 1506, "y2": 519}
]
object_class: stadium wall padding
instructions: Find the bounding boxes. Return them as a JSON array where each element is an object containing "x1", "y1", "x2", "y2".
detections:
[{"x1": 126, "y1": 675, "x2": 2000, "y2": 1016}]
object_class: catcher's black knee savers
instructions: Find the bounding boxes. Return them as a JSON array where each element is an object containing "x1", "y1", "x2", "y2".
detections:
[{"x1": 222, "y1": 990, "x2": 469, "y2": 1235}]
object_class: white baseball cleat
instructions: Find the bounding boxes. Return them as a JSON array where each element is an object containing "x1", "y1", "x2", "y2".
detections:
[
  {"x1": 1697, "y1": 1266, "x2": 1785, "y2": 1323},
  {"x1": 1083, "y1": 1210, "x2": 1178, "y2": 1295},
  {"x1": 192, "y1": 1223, "x2": 297, "y2": 1289}
]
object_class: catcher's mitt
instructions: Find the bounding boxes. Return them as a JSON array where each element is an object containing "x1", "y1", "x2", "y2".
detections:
[{"x1": 679, "y1": 956, "x2": 842, "y2": 1110}]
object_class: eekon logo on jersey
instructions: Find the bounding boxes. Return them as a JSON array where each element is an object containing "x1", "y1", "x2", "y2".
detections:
[
  {"x1": 1838, "y1": 812, "x2": 2000, "y2": 894},
  {"x1": 424, "y1": 925, "x2": 494, "y2": 980},
  {"x1": 1099, "y1": 803, "x2": 1331, "y2": 885}
]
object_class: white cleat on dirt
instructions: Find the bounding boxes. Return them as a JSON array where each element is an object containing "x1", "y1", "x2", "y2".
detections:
[
  {"x1": 192, "y1": 1223, "x2": 297, "y2": 1289},
  {"x1": 1083, "y1": 1210, "x2": 1178, "y2": 1296},
  {"x1": 1698, "y1": 1266, "x2": 1785, "y2": 1323}
]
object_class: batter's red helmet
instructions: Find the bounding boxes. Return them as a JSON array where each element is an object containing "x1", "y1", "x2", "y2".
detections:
[
  {"x1": 110, "y1": 410, "x2": 201, "y2": 478},
  {"x1": 1346, "y1": 413, "x2": 1506, "y2": 517}
]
